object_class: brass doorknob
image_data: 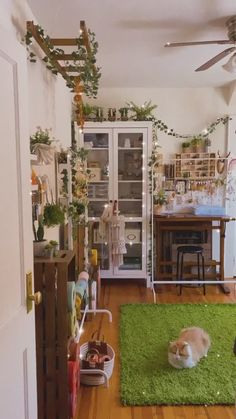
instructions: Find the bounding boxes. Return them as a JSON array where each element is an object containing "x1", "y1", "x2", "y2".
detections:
[{"x1": 28, "y1": 291, "x2": 42, "y2": 305}]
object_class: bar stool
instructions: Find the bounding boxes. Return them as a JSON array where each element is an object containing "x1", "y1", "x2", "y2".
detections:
[{"x1": 176, "y1": 245, "x2": 205, "y2": 295}]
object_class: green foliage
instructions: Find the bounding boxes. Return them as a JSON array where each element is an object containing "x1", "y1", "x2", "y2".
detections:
[
  {"x1": 22, "y1": 25, "x2": 101, "y2": 98},
  {"x1": 30, "y1": 127, "x2": 52, "y2": 153},
  {"x1": 82, "y1": 102, "x2": 97, "y2": 117},
  {"x1": 36, "y1": 215, "x2": 44, "y2": 241},
  {"x1": 182, "y1": 141, "x2": 191, "y2": 148},
  {"x1": 43, "y1": 203, "x2": 65, "y2": 228},
  {"x1": 191, "y1": 136, "x2": 204, "y2": 146},
  {"x1": 126, "y1": 100, "x2": 157, "y2": 121},
  {"x1": 153, "y1": 189, "x2": 168, "y2": 205}
]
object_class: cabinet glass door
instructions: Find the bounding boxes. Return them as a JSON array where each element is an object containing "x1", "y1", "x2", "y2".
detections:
[
  {"x1": 114, "y1": 129, "x2": 147, "y2": 276},
  {"x1": 84, "y1": 130, "x2": 112, "y2": 273}
]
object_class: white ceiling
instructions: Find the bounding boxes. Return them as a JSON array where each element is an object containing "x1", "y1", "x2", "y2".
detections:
[{"x1": 27, "y1": 0, "x2": 236, "y2": 88}]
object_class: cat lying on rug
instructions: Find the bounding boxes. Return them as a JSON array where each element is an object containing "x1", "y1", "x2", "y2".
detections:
[{"x1": 168, "y1": 327, "x2": 211, "y2": 369}]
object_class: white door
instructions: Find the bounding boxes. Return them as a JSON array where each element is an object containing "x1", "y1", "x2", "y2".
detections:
[{"x1": 0, "y1": 28, "x2": 37, "y2": 418}]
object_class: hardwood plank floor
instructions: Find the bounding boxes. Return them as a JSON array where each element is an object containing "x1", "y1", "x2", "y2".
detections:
[{"x1": 76, "y1": 280, "x2": 236, "y2": 419}]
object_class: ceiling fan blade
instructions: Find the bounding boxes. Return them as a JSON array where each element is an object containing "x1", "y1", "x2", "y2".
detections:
[
  {"x1": 195, "y1": 47, "x2": 236, "y2": 71},
  {"x1": 165, "y1": 40, "x2": 231, "y2": 47}
]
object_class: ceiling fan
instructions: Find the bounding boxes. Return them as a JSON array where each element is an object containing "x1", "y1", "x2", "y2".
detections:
[{"x1": 165, "y1": 15, "x2": 236, "y2": 71}]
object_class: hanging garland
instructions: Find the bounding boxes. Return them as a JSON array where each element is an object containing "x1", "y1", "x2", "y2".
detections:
[
  {"x1": 152, "y1": 115, "x2": 230, "y2": 139},
  {"x1": 22, "y1": 24, "x2": 101, "y2": 98},
  {"x1": 126, "y1": 100, "x2": 230, "y2": 141}
]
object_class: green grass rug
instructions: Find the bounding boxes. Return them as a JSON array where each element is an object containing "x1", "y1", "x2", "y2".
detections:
[{"x1": 120, "y1": 303, "x2": 236, "y2": 406}]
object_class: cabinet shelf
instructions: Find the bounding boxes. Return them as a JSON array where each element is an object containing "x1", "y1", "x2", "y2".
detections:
[
  {"x1": 87, "y1": 147, "x2": 108, "y2": 151},
  {"x1": 118, "y1": 180, "x2": 142, "y2": 183},
  {"x1": 119, "y1": 198, "x2": 142, "y2": 201},
  {"x1": 118, "y1": 147, "x2": 143, "y2": 150}
]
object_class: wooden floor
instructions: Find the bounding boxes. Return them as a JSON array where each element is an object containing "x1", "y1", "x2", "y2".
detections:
[{"x1": 76, "y1": 280, "x2": 236, "y2": 419}]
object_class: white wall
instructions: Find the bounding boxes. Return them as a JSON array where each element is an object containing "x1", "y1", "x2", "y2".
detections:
[
  {"x1": 90, "y1": 87, "x2": 236, "y2": 277},
  {"x1": 92, "y1": 87, "x2": 236, "y2": 153},
  {"x1": 0, "y1": 0, "x2": 72, "y2": 243}
]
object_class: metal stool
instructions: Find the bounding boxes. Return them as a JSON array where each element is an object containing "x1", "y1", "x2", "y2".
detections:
[{"x1": 176, "y1": 245, "x2": 205, "y2": 295}]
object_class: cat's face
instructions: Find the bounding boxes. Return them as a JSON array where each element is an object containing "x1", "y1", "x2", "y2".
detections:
[{"x1": 169, "y1": 340, "x2": 190, "y2": 360}]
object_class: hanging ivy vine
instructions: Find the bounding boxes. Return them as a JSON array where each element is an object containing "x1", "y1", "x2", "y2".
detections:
[{"x1": 22, "y1": 24, "x2": 101, "y2": 98}]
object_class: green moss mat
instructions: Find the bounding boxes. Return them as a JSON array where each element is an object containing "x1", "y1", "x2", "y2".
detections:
[{"x1": 120, "y1": 303, "x2": 236, "y2": 406}]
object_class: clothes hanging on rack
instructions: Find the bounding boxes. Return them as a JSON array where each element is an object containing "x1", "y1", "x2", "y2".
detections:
[
  {"x1": 110, "y1": 213, "x2": 126, "y2": 267},
  {"x1": 98, "y1": 201, "x2": 127, "y2": 267},
  {"x1": 98, "y1": 201, "x2": 113, "y2": 242}
]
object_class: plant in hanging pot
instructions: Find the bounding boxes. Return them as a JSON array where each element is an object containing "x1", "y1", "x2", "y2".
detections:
[
  {"x1": 30, "y1": 127, "x2": 56, "y2": 164},
  {"x1": 153, "y1": 189, "x2": 168, "y2": 215},
  {"x1": 43, "y1": 202, "x2": 65, "y2": 228}
]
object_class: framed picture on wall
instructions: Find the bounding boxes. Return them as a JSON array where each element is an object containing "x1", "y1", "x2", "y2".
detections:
[
  {"x1": 163, "y1": 180, "x2": 175, "y2": 191},
  {"x1": 175, "y1": 180, "x2": 186, "y2": 195}
]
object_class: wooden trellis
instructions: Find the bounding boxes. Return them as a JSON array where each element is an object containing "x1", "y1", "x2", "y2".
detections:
[{"x1": 26, "y1": 20, "x2": 99, "y2": 127}]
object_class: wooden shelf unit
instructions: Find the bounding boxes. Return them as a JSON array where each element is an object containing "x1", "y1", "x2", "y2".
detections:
[
  {"x1": 34, "y1": 250, "x2": 76, "y2": 419},
  {"x1": 175, "y1": 152, "x2": 216, "y2": 179}
]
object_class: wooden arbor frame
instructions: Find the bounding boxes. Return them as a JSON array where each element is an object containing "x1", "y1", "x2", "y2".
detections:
[{"x1": 26, "y1": 20, "x2": 98, "y2": 127}]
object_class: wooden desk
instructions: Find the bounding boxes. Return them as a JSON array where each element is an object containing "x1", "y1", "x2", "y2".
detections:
[{"x1": 154, "y1": 214, "x2": 231, "y2": 294}]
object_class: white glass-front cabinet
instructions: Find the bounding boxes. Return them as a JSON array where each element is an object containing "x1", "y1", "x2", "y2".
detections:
[{"x1": 80, "y1": 122, "x2": 152, "y2": 285}]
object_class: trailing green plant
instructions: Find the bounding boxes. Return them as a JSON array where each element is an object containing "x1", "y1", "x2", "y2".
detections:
[
  {"x1": 43, "y1": 203, "x2": 65, "y2": 228},
  {"x1": 22, "y1": 24, "x2": 101, "y2": 98},
  {"x1": 152, "y1": 115, "x2": 230, "y2": 139}
]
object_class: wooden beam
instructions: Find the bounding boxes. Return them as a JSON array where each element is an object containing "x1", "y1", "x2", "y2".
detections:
[
  {"x1": 50, "y1": 39, "x2": 78, "y2": 46},
  {"x1": 80, "y1": 20, "x2": 97, "y2": 74},
  {"x1": 53, "y1": 54, "x2": 77, "y2": 61},
  {"x1": 61, "y1": 65, "x2": 84, "y2": 72}
]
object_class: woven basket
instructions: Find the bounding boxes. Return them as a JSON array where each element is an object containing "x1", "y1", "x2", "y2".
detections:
[{"x1": 80, "y1": 342, "x2": 115, "y2": 386}]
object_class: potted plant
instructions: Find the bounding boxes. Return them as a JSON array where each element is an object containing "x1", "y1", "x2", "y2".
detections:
[
  {"x1": 119, "y1": 107, "x2": 129, "y2": 121},
  {"x1": 33, "y1": 214, "x2": 48, "y2": 256},
  {"x1": 153, "y1": 189, "x2": 168, "y2": 215},
  {"x1": 191, "y1": 136, "x2": 206, "y2": 153},
  {"x1": 182, "y1": 141, "x2": 191, "y2": 153},
  {"x1": 126, "y1": 100, "x2": 157, "y2": 121},
  {"x1": 30, "y1": 127, "x2": 55, "y2": 164},
  {"x1": 49, "y1": 240, "x2": 59, "y2": 257},
  {"x1": 82, "y1": 103, "x2": 96, "y2": 121},
  {"x1": 44, "y1": 242, "x2": 54, "y2": 259},
  {"x1": 43, "y1": 203, "x2": 65, "y2": 228},
  {"x1": 33, "y1": 204, "x2": 64, "y2": 257}
]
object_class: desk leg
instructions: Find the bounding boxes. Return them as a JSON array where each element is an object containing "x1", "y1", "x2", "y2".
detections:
[
  {"x1": 219, "y1": 220, "x2": 230, "y2": 294},
  {"x1": 155, "y1": 221, "x2": 162, "y2": 293}
]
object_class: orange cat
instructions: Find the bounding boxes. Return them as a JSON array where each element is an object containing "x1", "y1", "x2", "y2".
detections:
[{"x1": 168, "y1": 327, "x2": 211, "y2": 369}]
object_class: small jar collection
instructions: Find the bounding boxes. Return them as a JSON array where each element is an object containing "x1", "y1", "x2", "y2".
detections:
[{"x1": 94, "y1": 106, "x2": 129, "y2": 122}]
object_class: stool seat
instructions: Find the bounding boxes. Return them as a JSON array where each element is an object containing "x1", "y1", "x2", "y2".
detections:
[
  {"x1": 176, "y1": 245, "x2": 205, "y2": 295},
  {"x1": 177, "y1": 245, "x2": 203, "y2": 254}
]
